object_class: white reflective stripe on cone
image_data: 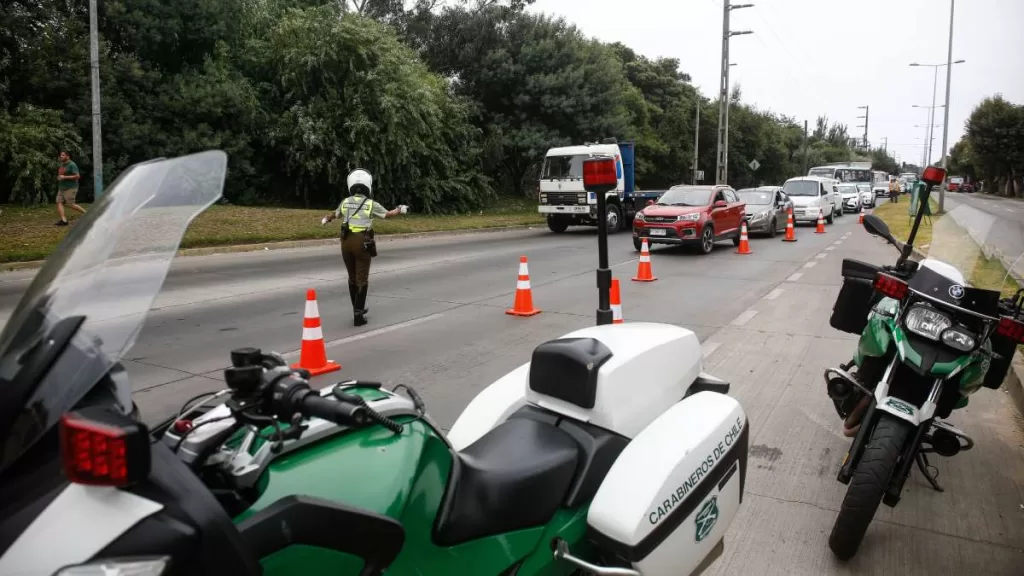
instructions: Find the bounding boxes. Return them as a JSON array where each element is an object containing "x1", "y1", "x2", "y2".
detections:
[
  {"x1": 302, "y1": 326, "x2": 324, "y2": 341},
  {"x1": 519, "y1": 263, "x2": 529, "y2": 275},
  {"x1": 611, "y1": 305, "x2": 622, "y2": 321},
  {"x1": 640, "y1": 255, "x2": 651, "y2": 263},
  {"x1": 305, "y1": 300, "x2": 320, "y2": 318},
  {"x1": 517, "y1": 280, "x2": 531, "y2": 290}
]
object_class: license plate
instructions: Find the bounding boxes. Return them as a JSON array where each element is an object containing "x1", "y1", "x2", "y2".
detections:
[{"x1": 649, "y1": 228, "x2": 667, "y2": 236}]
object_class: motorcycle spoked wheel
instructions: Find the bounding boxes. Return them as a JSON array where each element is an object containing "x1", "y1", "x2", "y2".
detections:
[{"x1": 828, "y1": 414, "x2": 911, "y2": 560}]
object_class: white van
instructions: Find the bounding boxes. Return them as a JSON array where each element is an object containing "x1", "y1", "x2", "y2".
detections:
[{"x1": 783, "y1": 176, "x2": 841, "y2": 224}]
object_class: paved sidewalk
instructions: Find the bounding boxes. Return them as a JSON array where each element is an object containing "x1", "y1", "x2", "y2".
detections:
[{"x1": 701, "y1": 225, "x2": 1024, "y2": 575}]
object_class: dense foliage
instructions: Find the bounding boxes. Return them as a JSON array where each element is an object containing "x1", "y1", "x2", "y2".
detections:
[
  {"x1": 949, "y1": 95, "x2": 1024, "y2": 197},
  {"x1": 0, "y1": 0, "x2": 899, "y2": 209}
]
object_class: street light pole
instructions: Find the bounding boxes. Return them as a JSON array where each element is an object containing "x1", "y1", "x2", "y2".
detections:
[
  {"x1": 88, "y1": 0, "x2": 104, "y2": 200},
  {"x1": 714, "y1": 1, "x2": 752, "y2": 185},
  {"x1": 693, "y1": 102, "x2": 700, "y2": 185},
  {"x1": 856, "y1": 105, "x2": 869, "y2": 150},
  {"x1": 938, "y1": 0, "x2": 957, "y2": 213},
  {"x1": 928, "y1": 66, "x2": 938, "y2": 165}
]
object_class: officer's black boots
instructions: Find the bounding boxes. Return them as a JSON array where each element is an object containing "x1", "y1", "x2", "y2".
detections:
[
  {"x1": 348, "y1": 281, "x2": 358, "y2": 308},
  {"x1": 353, "y1": 285, "x2": 369, "y2": 327}
]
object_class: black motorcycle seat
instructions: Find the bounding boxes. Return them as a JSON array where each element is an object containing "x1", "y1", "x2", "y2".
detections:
[{"x1": 433, "y1": 417, "x2": 580, "y2": 546}]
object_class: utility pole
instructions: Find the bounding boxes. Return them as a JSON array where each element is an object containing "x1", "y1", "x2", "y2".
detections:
[
  {"x1": 927, "y1": 67, "x2": 938, "y2": 166},
  {"x1": 856, "y1": 105, "x2": 869, "y2": 151},
  {"x1": 881, "y1": 137, "x2": 888, "y2": 154},
  {"x1": 715, "y1": 1, "x2": 753, "y2": 185},
  {"x1": 693, "y1": 103, "x2": 700, "y2": 185},
  {"x1": 938, "y1": 0, "x2": 957, "y2": 214},
  {"x1": 802, "y1": 120, "x2": 809, "y2": 173},
  {"x1": 89, "y1": 0, "x2": 104, "y2": 199}
]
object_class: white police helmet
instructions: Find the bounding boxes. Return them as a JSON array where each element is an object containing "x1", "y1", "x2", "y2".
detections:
[{"x1": 347, "y1": 168, "x2": 373, "y2": 197}]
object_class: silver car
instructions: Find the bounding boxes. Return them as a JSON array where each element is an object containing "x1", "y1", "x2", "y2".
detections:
[
  {"x1": 856, "y1": 183, "x2": 875, "y2": 208},
  {"x1": 737, "y1": 186, "x2": 793, "y2": 237}
]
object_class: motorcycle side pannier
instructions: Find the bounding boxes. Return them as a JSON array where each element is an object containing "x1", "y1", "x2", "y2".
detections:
[
  {"x1": 830, "y1": 259, "x2": 881, "y2": 334},
  {"x1": 586, "y1": 391, "x2": 748, "y2": 576}
]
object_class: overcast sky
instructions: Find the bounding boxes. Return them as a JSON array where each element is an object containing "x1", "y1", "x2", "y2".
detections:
[{"x1": 531, "y1": 0, "x2": 1024, "y2": 170}]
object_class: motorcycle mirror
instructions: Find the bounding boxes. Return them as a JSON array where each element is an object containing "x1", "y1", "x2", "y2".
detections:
[{"x1": 862, "y1": 214, "x2": 897, "y2": 245}]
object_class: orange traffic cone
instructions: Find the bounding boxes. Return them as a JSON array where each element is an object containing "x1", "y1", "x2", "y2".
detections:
[
  {"x1": 291, "y1": 289, "x2": 342, "y2": 376},
  {"x1": 611, "y1": 278, "x2": 623, "y2": 324},
  {"x1": 736, "y1": 220, "x2": 752, "y2": 254},
  {"x1": 632, "y1": 238, "x2": 657, "y2": 282},
  {"x1": 815, "y1": 209, "x2": 827, "y2": 234},
  {"x1": 506, "y1": 256, "x2": 541, "y2": 317},
  {"x1": 782, "y1": 207, "x2": 797, "y2": 242},
  {"x1": 858, "y1": 210, "x2": 865, "y2": 224}
]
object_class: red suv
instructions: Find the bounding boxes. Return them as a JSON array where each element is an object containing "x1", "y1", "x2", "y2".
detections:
[{"x1": 632, "y1": 185, "x2": 746, "y2": 254}]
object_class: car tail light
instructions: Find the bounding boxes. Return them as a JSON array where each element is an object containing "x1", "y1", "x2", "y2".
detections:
[
  {"x1": 997, "y1": 316, "x2": 1024, "y2": 343},
  {"x1": 61, "y1": 407, "x2": 150, "y2": 487},
  {"x1": 583, "y1": 157, "x2": 617, "y2": 192},
  {"x1": 873, "y1": 273, "x2": 908, "y2": 300}
]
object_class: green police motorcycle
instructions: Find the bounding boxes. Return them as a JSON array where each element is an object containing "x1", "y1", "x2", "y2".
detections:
[
  {"x1": 823, "y1": 166, "x2": 1024, "y2": 560},
  {"x1": 0, "y1": 151, "x2": 750, "y2": 576}
]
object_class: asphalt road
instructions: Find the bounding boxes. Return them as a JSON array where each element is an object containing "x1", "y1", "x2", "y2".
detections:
[
  {"x1": 1, "y1": 212, "x2": 1022, "y2": 574},
  {"x1": 944, "y1": 191, "x2": 1024, "y2": 276}
]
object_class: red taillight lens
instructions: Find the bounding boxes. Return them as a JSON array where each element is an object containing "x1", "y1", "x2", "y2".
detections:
[
  {"x1": 60, "y1": 408, "x2": 150, "y2": 487},
  {"x1": 873, "y1": 273, "x2": 908, "y2": 300},
  {"x1": 922, "y1": 166, "x2": 947, "y2": 186},
  {"x1": 997, "y1": 316, "x2": 1024, "y2": 343},
  {"x1": 583, "y1": 157, "x2": 617, "y2": 191}
]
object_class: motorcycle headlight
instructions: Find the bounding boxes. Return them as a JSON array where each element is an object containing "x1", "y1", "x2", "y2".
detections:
[
  {"x1": 904, "y1": 305, "x2": 952, "y2": 341},
  {"x1": 56, "y1": 557, "x2": 170, "y2": 576},
  {"x1": 678, "y1": 213, "x2": 701, "y2": 222},
  {"x1": 941, "y1": 327, "x2": 976, "y2": 351}
]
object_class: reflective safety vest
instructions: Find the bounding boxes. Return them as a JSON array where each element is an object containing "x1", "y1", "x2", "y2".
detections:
[{"x1": 338, "y1": 195, "x2": 375, "y2": 232}]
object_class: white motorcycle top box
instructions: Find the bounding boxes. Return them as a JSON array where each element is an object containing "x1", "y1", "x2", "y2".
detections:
[
  {"x1": 447, "y1": 322, "x2": 704, "y2": 450},
  {"x1": 587, "y1": 391, "x2": 749, "y2": 576}
]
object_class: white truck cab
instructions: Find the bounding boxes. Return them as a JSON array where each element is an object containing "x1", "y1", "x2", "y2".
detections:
[{"x1": 538, "y1": 139, "x2": 663, "y2": 234}]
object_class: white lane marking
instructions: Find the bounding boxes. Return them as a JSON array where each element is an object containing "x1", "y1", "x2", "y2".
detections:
[
  {"x1": 826, "y1": 246, "x2": 836, "y2": 251},
  {"x1": 764, "y1": 288, "x2": 784, "y2": 300},
  {"x1": 833, "y1": 241, "x2": 843, "y2": 246},
  {"x1": 1004, "y1": 207, "x2": 1015, "y2": 213},
  {"x1": 702, "y1": 341, "x2": 722, "y2": 358},
  {"x1": 285, "y1": 313, "x2": 445, "y2": 358},
  {"x1": 843, "y1": 232, "x2": 852, "y2": 238},
  {"x1": 816, "y1": 253, "x2": 828, "y2": 259},
  {"x1": 787, "y1": 272, "x2": 804, "y2": 282},
  {"x1": 804, "y1": 261, "x2": 818, "y2": 268},
  {"x1": 731, "y1": 310, "x2": 759, "y2": 326}
]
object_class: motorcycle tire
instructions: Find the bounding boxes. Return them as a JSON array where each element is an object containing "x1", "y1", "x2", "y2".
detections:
[{"x1": 828, "y1": 414, "x2": 911, "y2": 561}]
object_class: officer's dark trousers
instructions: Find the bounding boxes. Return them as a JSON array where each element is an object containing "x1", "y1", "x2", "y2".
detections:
[{"x1": 342, "y1": 231, "x2": 371, "y2": 324}]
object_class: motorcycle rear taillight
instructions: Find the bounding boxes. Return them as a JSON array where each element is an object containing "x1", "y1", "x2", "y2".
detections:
[
  {"x1": 996, "y1": 316, "x2": 1024, "y2": 343},
  {"x1": 873, "y1": 273, "x2": 908, "y2": 300}
]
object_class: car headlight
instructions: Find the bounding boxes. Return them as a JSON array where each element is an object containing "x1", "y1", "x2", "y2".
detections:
[
  {"x1": 56, "y1": 557, "x2": 170, "y2": 576},
  {"x1": 678, "y1": 213, "x2": 701, "y2": 222},
  {"x1": 635, "y1": 212, "x2": 646, "y2": 222},
  {"x1": 941, "y1": 327, "x2": 976, "y2": 351},
  {"x1": 904, "y1": 305, "x2": 952, "y2": 341},
  {"x1": 749, "y1": 211, "x2": 767, "y2": 221},
  {"x1": 540, "y1": 193, "x2": 547, "y2": 203}
]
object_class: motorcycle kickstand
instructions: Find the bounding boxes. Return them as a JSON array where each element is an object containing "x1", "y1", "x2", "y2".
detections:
[{"x1": 915, "y1": 452, "x2": 944, "y2": 493}]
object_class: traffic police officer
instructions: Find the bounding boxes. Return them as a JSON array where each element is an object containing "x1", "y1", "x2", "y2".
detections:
[{"x1": 322, "y1": 169, "x2": 407, "y2": 326}]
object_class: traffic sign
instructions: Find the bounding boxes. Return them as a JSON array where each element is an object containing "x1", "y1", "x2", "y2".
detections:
[
  {"x1": 696, "y1": 170, "x2": 705, "y2": 181},
  {"x1": 749, "y1": 159, "x2": 761, "y2": 171}
]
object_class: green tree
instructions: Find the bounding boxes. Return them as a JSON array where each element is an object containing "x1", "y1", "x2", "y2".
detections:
[
  {"x1": 0, "y1": 104, "x2": 82, "y2": 204},
  {"x1": 965, "y1": 95, "x2": 1024, "y2": 197},
  {"x1": 260, "y1": 6, "x2": 491, "y2": 211},
  {"x1": 423, "y1": 7, "x2": 638, "y2": 195}
]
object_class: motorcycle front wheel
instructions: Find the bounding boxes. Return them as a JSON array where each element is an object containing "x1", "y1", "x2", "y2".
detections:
[{"x1": 828, "y1": 413, "x2": 911, "y2": 560}]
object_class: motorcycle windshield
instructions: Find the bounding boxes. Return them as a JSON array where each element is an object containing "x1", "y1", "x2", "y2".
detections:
[
  {"x1": 0, "y1": 151, "x2": 226, "y2": 474},
  {"x1": 913, "y1": 190, "x2": 1022, "y2": 313}
]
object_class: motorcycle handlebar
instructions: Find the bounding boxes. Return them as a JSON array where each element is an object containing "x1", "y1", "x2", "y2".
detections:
[{"x1": 299, "y1": 390, "x2": 369, "y2": 427}]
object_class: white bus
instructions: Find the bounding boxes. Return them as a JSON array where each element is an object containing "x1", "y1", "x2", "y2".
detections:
[{"x1": 808, "y1": 162, "x2": 873, "y2": 184}]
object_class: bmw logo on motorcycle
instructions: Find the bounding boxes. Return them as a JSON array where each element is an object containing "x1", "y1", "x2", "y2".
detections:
[{"x1": 949, "y1": 284, "x2": 965, "y2": 300}]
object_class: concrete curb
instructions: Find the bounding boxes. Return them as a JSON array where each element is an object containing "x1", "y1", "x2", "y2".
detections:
[{"x1": 1, "y1": 224, "x2": 539, "y2": 273}]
